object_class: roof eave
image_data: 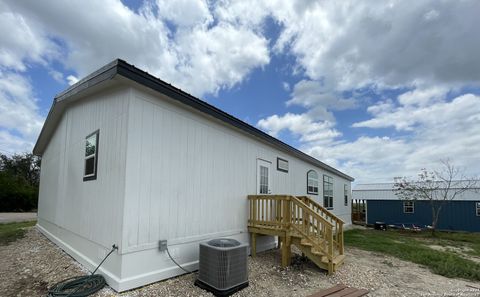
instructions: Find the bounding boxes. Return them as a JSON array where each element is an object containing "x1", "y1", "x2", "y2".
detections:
[
  {"x1": 33, "y1": 61, "x2": 119, "y2": 156},
  {"x1": 33, "y1": 59, "x2": 355, "y2": 182}
]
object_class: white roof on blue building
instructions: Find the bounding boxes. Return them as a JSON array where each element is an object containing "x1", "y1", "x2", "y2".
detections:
[{"x1": 353, "y1": 182, "x2": 480, "y2": 201}]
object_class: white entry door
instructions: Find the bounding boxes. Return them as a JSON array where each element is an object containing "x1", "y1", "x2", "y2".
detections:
[{"x1": 257, "y1": 159, "x2": 271, "y2": 194}]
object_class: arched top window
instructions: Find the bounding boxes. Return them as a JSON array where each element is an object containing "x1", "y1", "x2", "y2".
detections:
[{"x1": 307, "y1": 170, "x2": 319, "y2": 195}]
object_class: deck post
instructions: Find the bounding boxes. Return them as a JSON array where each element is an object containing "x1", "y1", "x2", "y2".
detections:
[
  {"x1": 339, "y1": 223, "x2": 344, "y2": 255},
  {"x1": 286, "y1": 235, "x2": 291, "y2": 265},
  {"x1": 281, "y1": 234, "x2": 292, "y2": 267},
  {"x1": 251, "y1": 232, "x2": 256, "y2": 257},
  {"x1": 327, "y1": 227, "x2": 334, "y2": 274}
]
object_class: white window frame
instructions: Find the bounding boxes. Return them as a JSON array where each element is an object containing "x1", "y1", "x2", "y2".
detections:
[
  {"x1": 277, "y1": 157, "x2": 289, "y2": 173},
  {"x1": 403, "y1": 201, "x2": 414, "y2": 214},
  {"x1": 323, "y1": 175, "x2": 333, "y2": 209},
  {"x1": 307, "y1": 170, "x2": 319, "y2": 195},
  {"x1": 476, "y1": 202, "x2": 480, "y2": 216},
  {"x1": 257, "y1": 159, "x2": 271, "y2": 194},
  {"x1": 83, "y1": 130, "x2": 99, "y2": 181}
]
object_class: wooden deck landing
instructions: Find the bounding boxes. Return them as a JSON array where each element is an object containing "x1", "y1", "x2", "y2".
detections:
[{"x1": 248, "y1": 195, "x2": 345, "y2": 275}]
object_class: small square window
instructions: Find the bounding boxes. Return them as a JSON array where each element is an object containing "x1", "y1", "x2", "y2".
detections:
[
  {"x1": 277, "y1": 158, "x2": 288, "y2": 173},
  {"x1": 404, "y1": 201, "x2": 414, "y2": 213},
  {"x1": 83, "y1": 130, "x2": 99, "y2": 181}
]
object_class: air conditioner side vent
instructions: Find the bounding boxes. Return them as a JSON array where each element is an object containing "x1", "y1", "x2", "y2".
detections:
[{"x1": 195, "y1": 238, "x2": 249, "y2": 295}]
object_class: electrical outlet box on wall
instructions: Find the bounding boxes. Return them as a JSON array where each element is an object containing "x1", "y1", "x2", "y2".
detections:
[{"x1": 159, "y1": 240, "x2": 167, "y2": 252}]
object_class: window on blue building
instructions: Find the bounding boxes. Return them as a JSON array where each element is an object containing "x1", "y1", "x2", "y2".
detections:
[
  {"x1": 403, "y1": 201, "x2": 414, "y2": 213},
  {"x1": 476, "y1": 202, "x2": 480, "y2": 216}
]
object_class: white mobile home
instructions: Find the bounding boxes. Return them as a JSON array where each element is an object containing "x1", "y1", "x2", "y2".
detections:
[{"x1": 33, "y1": 59, "x2": 354, "y2": 291}]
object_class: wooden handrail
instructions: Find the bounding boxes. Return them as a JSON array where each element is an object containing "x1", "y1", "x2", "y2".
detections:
[
  {"x1": 296, "y1": 196, "x2": 344, "y2": 256},
  {"x1": 290, "y1": 196, "x2": 334, "y2": 260},
  {"x1": 297, "y1": 196, "x2": 345, "y2": 225},
  {"x1": 290, "y1": 196, "x2": 333, "y2": 228},
  {"x1": 248, "y1": 195, "x2": 291, "y2": 229}
]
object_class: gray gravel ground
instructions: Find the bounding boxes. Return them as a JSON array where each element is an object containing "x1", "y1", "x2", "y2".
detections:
[{"x1": 1, "y1": 227, "x2": 480, "y2": 297}]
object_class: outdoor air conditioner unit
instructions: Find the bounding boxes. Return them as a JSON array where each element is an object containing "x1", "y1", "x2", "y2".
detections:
[{"x1": 195, "y1": 238, "x2": 249, "y2": 296}]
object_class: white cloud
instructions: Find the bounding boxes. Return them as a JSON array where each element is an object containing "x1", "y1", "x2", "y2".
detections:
[
  {"x1": 397, "y1": 86, "x2": 449, "y2": 107},
  {"x1": 66, "y1": 75, "x2": 79, "y2": 86},
  {"x1": 252, "y1": 0, "x2": 480, "y2": 181},
  {"x1": 214, "y1": 0, "x2": 271, "y2": 29},
  {"x1": 0, "y1": 2, "x2": 60, "y2": 71},
  {"x1": 0, "y1": 130, "x2": 35, "y2": 155},
  {"x1": 173, "y1": 23, "x2": 270, "y2": 95},
  {"x1": 2, "y1": 0, "x2": 480, "y2": 183},
  {"x1": 263, "y1": 92, "x2": 480, "y2": 183},
  {"x1": 4, "y1": 0, "x2": 270, "y2": 97},
  {"x1": 156, "y1": 0, "x2": 213, "y2": 28},
  {"x1": 257, "y1": 112, "x2": 341, "y2": 145},
  {"x1": 272, "y1": 0, "x2": 480, "y2": 91},
  {"x1": 353, "y1": 93, "x2": 480, "y2": 131},
  {"x1": 307, "y1": 136, "x2": 412, "y2": 183},
  {"x1": 48, "y1": 69, "x2": 64, "y2": 84},
  {"x1": 287, "y1": 80, "x2": 357, "y2": 110},
  {"x1": 331, "y1": 93, "x2": 480, "y2": 181},
  {"x1": 0, "y1": 71, "x2": 44, "y2": 151}
]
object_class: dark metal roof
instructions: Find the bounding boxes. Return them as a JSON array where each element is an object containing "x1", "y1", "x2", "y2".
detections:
[{"x1": 34, "y1": 59, "x2": 354, "y2": 181}]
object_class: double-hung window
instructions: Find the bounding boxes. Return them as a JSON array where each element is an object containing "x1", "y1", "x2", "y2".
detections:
[
  {"x1": 323, "y1": 175, "x2": 333, "y2": 209},
  {"x1": 307, "y1": 170, "x2": 319, "y2": 195},
  {"x1": 84, "y1": 130, "x2": 99, "y2": 181},
  {"x1": 403, "y1": 201, "x2": 414, "y2": 213}
]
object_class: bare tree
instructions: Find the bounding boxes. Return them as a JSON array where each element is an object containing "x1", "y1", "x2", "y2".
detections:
[{"x1": 393, "y1": 160, "x2": 479, "y2": 234}]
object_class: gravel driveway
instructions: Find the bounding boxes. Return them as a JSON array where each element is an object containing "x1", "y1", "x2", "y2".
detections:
[
  {"x1": 1, "y1": 227, "x2": 479, "y2": 297},
  {"x1": 0, "y1": 212, "x2": 37, "y2": 223}
]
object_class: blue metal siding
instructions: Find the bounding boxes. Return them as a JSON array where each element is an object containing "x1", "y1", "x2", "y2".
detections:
[{"x1": 367, "y1": 200, "x2": 480, "y2": 232}]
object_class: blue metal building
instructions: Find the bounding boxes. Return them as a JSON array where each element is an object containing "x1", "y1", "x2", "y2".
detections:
[{"x1": 353, "y1": 183, "x2": 480, "y2": 232}]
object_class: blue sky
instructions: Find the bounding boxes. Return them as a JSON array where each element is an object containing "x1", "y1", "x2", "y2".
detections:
[{"x1": 1, "y1": 0, "x2": 480, "y2": 183}]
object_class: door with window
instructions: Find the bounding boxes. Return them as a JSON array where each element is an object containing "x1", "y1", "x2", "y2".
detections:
[{"x1": 257, "y1": 159, "x2": 271, "y2": 194}]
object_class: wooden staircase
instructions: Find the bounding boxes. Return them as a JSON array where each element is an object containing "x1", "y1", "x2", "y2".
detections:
[{"x1": 248, "y1": 195, "x2": 345, "y2": 274}]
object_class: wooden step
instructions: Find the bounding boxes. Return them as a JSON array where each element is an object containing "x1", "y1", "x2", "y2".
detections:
[
  {"x1": 311, "y1": 248, "x2": 324, "y2": 257},
  {"x1": 300, "y1": 239, "x2": 313, "y2": 247},
  {"x1": 321, "y1": 254, "x2": 346, "y2": 266}
]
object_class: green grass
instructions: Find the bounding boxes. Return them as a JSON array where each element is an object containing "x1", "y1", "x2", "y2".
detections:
[
  {"x1": 0, "y1": 221, "x2": 36, "y2": 245},
  {"x1": 344, "y1": 228, "x2": 480, "y2": 281}
]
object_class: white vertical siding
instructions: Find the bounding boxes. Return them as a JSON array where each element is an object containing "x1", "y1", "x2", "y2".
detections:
[
  {"x1": 37, "y1": 86, "x2": 129, "y2": 249},
  {"x1": 122, "y1": 88, "x2": 352, "y2": 252}
]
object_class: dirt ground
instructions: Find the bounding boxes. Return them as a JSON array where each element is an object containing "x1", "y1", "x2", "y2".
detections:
[{"x1": 1, "y1": 227, "x2": 480, "y2": 297}]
